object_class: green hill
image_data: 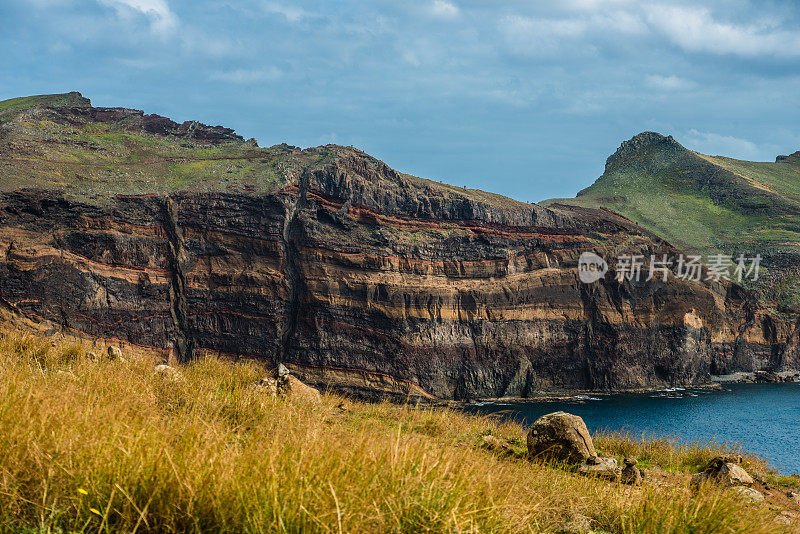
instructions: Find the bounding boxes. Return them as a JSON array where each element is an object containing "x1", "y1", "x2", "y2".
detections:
[
  {"x1": 543, "y1": 132, "x2": 800, "y2": 310},
  {"x1": 0, "y1": 92, "x2": 536, "y2": 212}
]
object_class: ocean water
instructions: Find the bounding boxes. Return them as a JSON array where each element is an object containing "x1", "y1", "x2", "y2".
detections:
[{"x1": 463, "y1": 383, "x2": 800, "y2": 474}]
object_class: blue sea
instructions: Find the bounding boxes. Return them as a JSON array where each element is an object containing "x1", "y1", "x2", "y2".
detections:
[{"x1": 463, "y1": 383, "x2": 800, "y2": 474}]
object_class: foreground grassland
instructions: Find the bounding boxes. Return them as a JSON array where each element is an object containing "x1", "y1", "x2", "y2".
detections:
[{"x1": 0, "y1": 328, "x2": 793, "y2": 533}]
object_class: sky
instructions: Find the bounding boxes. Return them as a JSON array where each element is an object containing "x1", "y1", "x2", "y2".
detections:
[{"x1": 2, "y1": 0, "x2": 800, "y2": 201}]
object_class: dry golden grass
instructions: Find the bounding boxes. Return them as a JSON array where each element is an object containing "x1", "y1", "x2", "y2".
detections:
[
  {"x1": 594, "y1": 430, "x2": 771, "y2": 475},
  {"x1": 0, "y1": 328, "x2": 789, "y2": 533}
]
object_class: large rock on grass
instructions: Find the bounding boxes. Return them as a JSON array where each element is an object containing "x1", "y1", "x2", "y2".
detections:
[
  {"x1": 691, "y1": 456, "x2": 754, "y2": 488},
  {"x1": 527, "y1": 411, "x2": 596, "y2": 464}
]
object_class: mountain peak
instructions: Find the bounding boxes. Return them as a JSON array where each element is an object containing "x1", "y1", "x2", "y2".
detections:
[
  {"x1": 604, "y1": 132, "x2": 683, "y2": 174},
  {"x1": 0, "y1": 91, "x2": 91, "y2": 118},
  {"x1": 776, "y1": 151, "x2": 800, "y2": 164}
]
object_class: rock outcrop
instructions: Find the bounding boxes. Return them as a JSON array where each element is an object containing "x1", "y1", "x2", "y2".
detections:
[{"x1": 0, "y1": 94, "x2": 798, "y2": 399}]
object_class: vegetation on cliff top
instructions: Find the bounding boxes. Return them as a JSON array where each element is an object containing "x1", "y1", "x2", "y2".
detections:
[
  {"x1": 544, "y1": 132, "x2": 800, "y2": 310},
  {"x1": 0, "y1": 323, "x2": 794, "y2": 533},
  {"x1": 0, "y1": 92, "x2": 535, "y2": 213}
]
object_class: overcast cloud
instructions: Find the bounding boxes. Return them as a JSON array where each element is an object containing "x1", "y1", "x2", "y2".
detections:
[{"x1": 2, "y1": 0, "x2": 799, "y2": 200}]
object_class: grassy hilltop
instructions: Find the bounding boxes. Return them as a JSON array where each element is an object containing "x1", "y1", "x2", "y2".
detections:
[
  {"x1": 544, "y1": 132, "x2": 800, "y2": 310},
  {"x1": 0, "y1": 92, "x2": 532, "y2": 213},
  {"x1": 0, "y1": 320, "x2": 797, "y2": 533}
]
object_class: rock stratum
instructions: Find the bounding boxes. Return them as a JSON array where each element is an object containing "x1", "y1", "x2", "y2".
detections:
[{"x1": 0, "y1": 93, "x2": 798, "y2": 399}]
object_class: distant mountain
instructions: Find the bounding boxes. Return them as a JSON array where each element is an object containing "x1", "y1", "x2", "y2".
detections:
[{"x1": 544, "y1": 132, "x2": 800, "y2": 311}]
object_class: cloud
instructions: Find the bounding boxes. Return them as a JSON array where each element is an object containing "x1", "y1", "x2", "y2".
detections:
[
  {"x1": 684, "y1": 129, "x2": 763, "y2": 160},
  {"x1": 98, "y1": 0, "x2": 177, "y2": 34},
  {"x1": 645, "y1": 74, "x2": 696, "y2": 91},
  {"x1": 500, "y1": 15, "x2": 589, "y2": 56},
  {"x1": 429, "y1": 0, "x2": 460, "y2": 20},
  {"x1": 557, "y1": 0, "x2": 635, "y2": 11},
  {"x1": 499, "y1": 11, "x2": 646, "y2": 56},
  {"x1": 263, "y1": 2, "x2": 312, "y2": 23},
  {"x1": 646, "y1": 5, "x2": 800, "y2": 58},
  {"x1": 209, "y1": 67, "x2": 284, "y2": 84}
]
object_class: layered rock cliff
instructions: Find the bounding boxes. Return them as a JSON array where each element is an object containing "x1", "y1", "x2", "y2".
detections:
[{"x1": 1, "y1": 94, "x2": 798, "y2": 399}]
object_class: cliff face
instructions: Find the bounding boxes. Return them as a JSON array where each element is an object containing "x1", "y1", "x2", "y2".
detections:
[{"x1": 1, "y1": 94, "x2": 798, "y2": 399}]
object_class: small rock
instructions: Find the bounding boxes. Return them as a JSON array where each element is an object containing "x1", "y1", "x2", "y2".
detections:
[
  {"x1": 787, "y1": 491, "x2": 800, "y2": 504},
  {"x1": 277, "y1": 363, "x2": 289, "y2": 377},
  {"x1": 716, "y1": 462, "x2": 754, "y2": 487},
  {"x1": 252, "y1": 377, "x2": 279, "y2": 396},
  {"x1": 734, "y1": 487, "x2": 764, "y2": 503},
  {"x1": 621, "y1": 458, "x2": 642, "y2": 486},
  {"x1": 481, "y1": 435, "x2": 514, "y2": 456},
  {"x1": 527, "y1": 411, "x2": 597, "y2": 464},
  {"x1": 693, "y1": 456, "x2": 754, "y2": 488},
  {"x1": 87, "y1": 351, "x2": 98, "y2": 361},
  {"x1": 252, "y1": 374, "x2": 322, "y2": 405},
  {"x1": 107, "y1": 346, "x2": 123, "y2": 360},
  {"x1": 579, "y1": 456, "x2": 621, "y2": 482}
]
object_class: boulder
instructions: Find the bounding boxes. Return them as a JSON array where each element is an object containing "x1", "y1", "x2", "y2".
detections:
[
  {"x1": 691, "y1": 456, "x2": 754, "y2": 488},
  {"x1": 579, "y1": 456, "x2": 621, "y2": 482},
  {"x1": 734, "y1": 487, "x2": 764, "y2": 503},
  {"x1": 621, "y1": 457, "x2": 642, "y2": 486},
  {"x1": 754, "y1": 370, "x2": 782, "y2": 383},
  {"x1": 690, "y1": 472, "x2": 709, "y2": 487},
  {"x1": 527, "y1": 412, "x2": 596, "y2": 464}
]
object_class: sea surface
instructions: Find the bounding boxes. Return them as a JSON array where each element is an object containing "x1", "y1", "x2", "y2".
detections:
[{"x1": 463, "y1": 383, "x2": 800, "y2": 474}]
